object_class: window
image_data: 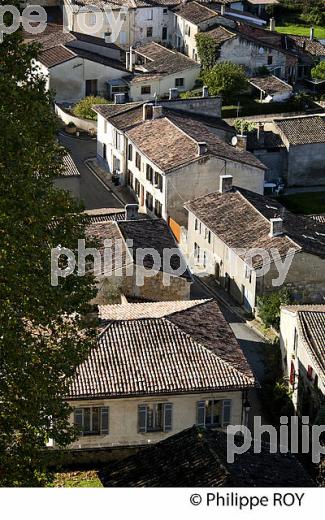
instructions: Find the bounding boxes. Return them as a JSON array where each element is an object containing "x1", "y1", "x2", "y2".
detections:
[
  {"x1": 196, "y1": 400, "x2": 231, "y2": 428},
  {"x1": 138, "y1": 403, "x2": 173, "y2": 433},
  {"x1": 267, "y1": 55, "x2": 273, "y2": 65},
  {"x1": 114, "y1": 130, "x2": 121, "y2": 150},
  {"x1": 147, "y1": 9, "x2": 153, "y2": 20},
  {"x1": 162, "y1": 26, "x2": 168, "y2": 40},
  {"x1": 203, "y1": 251, "x2": 207, "y2": 269},
  {"x1": 293, "y1": 328, "x2": 298, "y2": 353},
  {"x1": 146, "y1": 26, "x2": 153, "y2": 37},
  {"x1": 175, "y1": 77, "x2": 184, "y2": 88},
  {"x1": 128, "y1": 143, "x2": 133, "y2": 161},
  {"x1": 194, "y1": 242, "x2": 200, "y2": 262},
  {"x1": 155, "y1": 199, "x2": 162, "y2": 218},
  {"x1": 185, "y1": 25, "x2": 190, "y2": 36},
  {"x1": 135, "y1": 178, "x2": 140, "y2": 197},
  {"x1": 290, "y1": 361, "x2": 295, "y2": 386},
  {"x1": 154, "y1": 171, "x2": 163, "y2": 191},
  {"x1": 245, "y1": 265, "x2": 252, "y2": 283},
  {"x1": 135, "y1": 152, "x2": 141, "y2": 170},
  {"x1": 127, "y1": 169, "x2": 133, "y2": 187},
  {"x1": 74, "y1": 407, "x2": 109, "y2": 436},
  {"x1": 163, "y1": 7, "x2": 168, "y2": 14},
  {"x1": 145, "y1": 191, "x2": 154, "y2": 211},
  {"x1": 113, "y1": 155, "x2": 120, "y2": 172},
  {"x1": 194, "y1": 218, "x2": 198, "y2": 231},
  {"x1": 146, "y1": 164, "x2": 154, "y2": 183},
  {"x1": 141, "y1": 85, "x2": 151, "y2": 95},
  {"x1": 307, "y1": 365, "x2": 313, "y2": 381}
]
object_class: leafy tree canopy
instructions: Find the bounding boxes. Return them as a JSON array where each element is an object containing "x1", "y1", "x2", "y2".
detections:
[
  {"x1": 312, "y1": 61, "x2": 325, "y2": 80},
  {"x1": 0, "y1": 19, "x2": 97, "y2": 485},
  {"x1": 195, "y1": 33, "x2": 220, "y2": 70},
  {"x1": 201, "y1": 61, "x2": 248, "y2": 102},
  {"x1": 72, "y1": 96, "x2": 111, "y2": 120}
]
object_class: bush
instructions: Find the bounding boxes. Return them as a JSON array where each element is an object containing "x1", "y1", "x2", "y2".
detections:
[
  {"x1": 72, "y1": 96, "x2": 110, "y2": 120},
  {"x1": 201, "y1": 61, "x2": 248, "y2": 102},
  {"x1": 234, "y1": 119, "x2": 255, "y2": 134},
  {"x1": 257, "y1": 288, "x2": 292, "y2": 330},
  {"x1": 312, "y1": 61, "x2": 325, "y2": 81}
]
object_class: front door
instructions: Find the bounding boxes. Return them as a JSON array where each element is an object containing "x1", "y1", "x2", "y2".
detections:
[{"x1": 86, "y1": 79, "x2": 98, "y2": 96}]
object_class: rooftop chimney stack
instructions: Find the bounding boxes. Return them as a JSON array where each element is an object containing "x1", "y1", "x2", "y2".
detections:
[
  {"x1": 219, "y1": 175, "x2": 233, "y2": 194},
  {"x1": 198, "y1": 141, "x2": 208, "y2": 156},
  {"x1": 126, "y1": 51, "x2": 130, "y2": 70},
  {"x1": 169, "y1": 87, "x2": 179, "y2": 100},
  {"x1": 202, "y1": 85, "x2": 209, "y2": 98},
  {"x1": 269, "y1": 17, "x2": 275, "y2": 32},
  {"x1": 269, "y1": 217, "x2": 283, "y2": 237},
  {"x1": 220, "y1": 4, "x2": 226, "y2": 15},
  {"x1": 257, "y1": 122, "x2": 265, "y2": 145},
  {"x1": 152, "y1": 105, "x2": 163, "y2": 119},
  {"x1": 310, "y1": 26, "x2": 314, "y2": 41},
  {"x1": 129, "y1": 46, "x2": 134, "y2": 72},
  {"x1": 125, "y1": 204, "x2": 139, "y2": 220},
  {"x1": 143, "y1": 103, "x2": 153, "y2": 121}
]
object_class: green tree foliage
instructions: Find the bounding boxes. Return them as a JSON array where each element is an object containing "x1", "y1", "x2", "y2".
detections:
[
  {"x1": 234, "y1": 119, "x2": 256, "y2": 134},
  {"x1": 257, "y1": 289, "x2": 292, "y2": 330},
  {"x1": 312, "y1": 61, "x2": 325, "y2": 80},
  {"x1": 201, "y1": 62, "x2": 248, "y2": 102},
  {"x1": 0, "y1": 24, "x2": 97, "y2": 485},
  {"x1": 195, "y1": 33, "x2": 220, "y2": 70},
  {"x1": 72, "y1": 96, "x2": 110, "y2": 120}
]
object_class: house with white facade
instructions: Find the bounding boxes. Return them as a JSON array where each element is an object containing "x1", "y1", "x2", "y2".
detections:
[
  {"x1": 127, "y1": 42, "x2": 201, "y2": 100},
  {"x1": 280, "y1": 305, "x2": 325, "y2": 420},
  {"x1": 183, "y1": 176, "x2": 325, "y2": 313},
  {"x1": 62, "y1": 299, "x2": 256, "y2": 450},
  {"x1": 93, "y1": 96, "x2": 266, "y2": 228}
]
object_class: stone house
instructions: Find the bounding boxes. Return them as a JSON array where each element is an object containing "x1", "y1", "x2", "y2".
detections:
[
  {"x1": 62, "y1": 299, "x2": 256, "y2": 450},
  {"x1": 280, "y1": 305, "x2": 325, "y2": 419},
  {"x1": 183, "y1": 175, "x2": 325, "y2": 313},
  {"x1": 93, "y1": 96, "x2": 266, "y2": 228},
  {"x1": 86, "y1": 211, "x2": 192, "y2": 302},
  {"x1": 271, "y1": 115, "x2": 325, "y2": 187},
  {"x1": 127, "y1": 42, "x2": 201, "y2": 100}
]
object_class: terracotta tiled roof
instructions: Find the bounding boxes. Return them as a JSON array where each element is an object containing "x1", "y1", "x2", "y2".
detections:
[
  {"x1": 135, "y1": 42, "x2": 200, "y2": 76},
  {"x1": 288, "y1": 34, "x2": 325, "y2": 57},
  {"x1": 299, "y1": 307, "x2": 325, "y2": 374},
  {"x1": 274, "y1": 116, "x2": 325, "y2": 145},
  {"x1": 69, "y1": 299, "x2": 256, "y2": 399},
  {"x1": 309, "y1": 214, "x2": 325, "y2": 224},
  {"x1": 38, "y1": 45, "x2": 77, "y2": 68},
  {"x1": 249, "y1": 75, "x2": 292, "y2": 94},
  {"x1": 99, "y1": 300, "x2": 201, "y2": 320},
  {"x1": 205, "y1": 26, "x2": 236, "y2": 44},
  {"x1": 247, "y1": 0, "x2": 278, "y2": 4},
  {"x1": 100, "y1": 426, "x2": 314, "y2": 487},
  {"x1": 173, "y1": 1, "x2": 218, "y2": 24},
  {"x1": 185, "y1": 188, "x2": 325, "y2": 266},
  {"x1": 84, "y1": 208, "x2": 127, "y2": 222},
  {"x1": 93, "y1": 103, "x2": 145, "y2": 131}
]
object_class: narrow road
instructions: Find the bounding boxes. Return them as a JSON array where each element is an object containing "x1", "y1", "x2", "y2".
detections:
[{"x1": 58, "y1": 133, "x2": 123, "y2": 211}]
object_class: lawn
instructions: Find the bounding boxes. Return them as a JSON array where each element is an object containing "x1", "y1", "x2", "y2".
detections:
[
  {"x1": 276, "y1": 25, "x2": 325, "y2": 39},
  {"x1": 277, "y1": 192, "x2": 325, "y2": 215},
  {"x1": 49, "y1": 470, "x2": 103, "y2": 488}
]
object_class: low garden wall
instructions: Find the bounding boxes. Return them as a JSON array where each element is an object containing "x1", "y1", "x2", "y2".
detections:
[{"x1": 55, "y1": 104, "x2": 97, "y2": 134}]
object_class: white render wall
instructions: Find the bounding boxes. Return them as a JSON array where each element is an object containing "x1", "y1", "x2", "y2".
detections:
[
  {"x1": 97, "y1": 115, "x2": 126, "y2": 178},
  {"x1": 129, "y1": 66, "x2": 200, "y2": 101},
  {"x1": 67, "y1": 390, "x2": 243, "y2": 449}
]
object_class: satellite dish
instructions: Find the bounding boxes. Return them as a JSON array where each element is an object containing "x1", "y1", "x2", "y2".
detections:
[
  {"x1": 259, "y1": 47, "x2": 265, "y2": 54},
  {"x1": 231, "y1": 136, "x2": 238, "y2": 146}
]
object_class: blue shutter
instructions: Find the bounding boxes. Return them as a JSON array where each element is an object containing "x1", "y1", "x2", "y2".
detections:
[
  {"x1": 222, "y1": 400, "x2": 232, "y2": 426},
  {"x1": 138, "y1": 405, "x2": 147, "y2": 433},
  {"x1": 196, "y1": 401, "x2": 206, "y2": 427},
  {"x1": 164, "y1": 403, "x2": 173, "y2": 432},
  {"x1": 100, "y1": 407, "x2": 109, "y2": 435}
]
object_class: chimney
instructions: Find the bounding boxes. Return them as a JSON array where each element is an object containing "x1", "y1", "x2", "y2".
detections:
[
  {"x1": 169, "y1": 87, "x2": 178, "y2": 100},
  {"x1": 269, "y1": 17, "x2": 275, "y2": 32},
  {"x1": 220, "y1": 4, "x2": 226, "y2": 15},
  {"x1": 125, "y1": 203, "x2": 139, "y2": 220},
  {"x1": 219, "y1": 175, "x2": 233, "y2": 194},
  {"x1": 152, "y1": 105, "x2": 163, "y2": 119},
  {"x1": 125, "y1": 51, "x2": 130, "y2": 71},
  {"x1": 202, "y1": 85, "x2": 209, "y2": 98},
  {"x1": 236, "y1": 134, "x2": 247, "y2": 151},
  {"x1": 310, "y1": 26, "x2": 314, "y2": 41},
  {"x1": 114, "y1": 93, "x2": 126, "y2": 104},
  {"x1": 257, "y1": 122, "x2": 265, "y2": 145},
  {"x1": 143, "y1": 103, "x2": 153, "y2": 121},
  {"x1": 269, "y1": 217, "x2": 283, "y2": 237},
  {"x1": 198, "y1": 141, "x2": 208, "y2": 156}
]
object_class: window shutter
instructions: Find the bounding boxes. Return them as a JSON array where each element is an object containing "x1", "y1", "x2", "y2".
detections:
[
  {"x1": 196, "y1": 401, "x2": 206, "y2": 427},
  {"x1": 290, "y1": 361, "x2": 295, "y2": 386},
  {"x1": 100, "y1": 407, "x2": 109, "y2": 435},
  {"x1": 138, "y1": 405, "x2": 147, "y2": 433},
  {"x1": 222, "y1": 400, "x2": 232, "y2": 426},
  {"x1": 163, "y1": 403, "x2": 173, "y2": 432}
]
